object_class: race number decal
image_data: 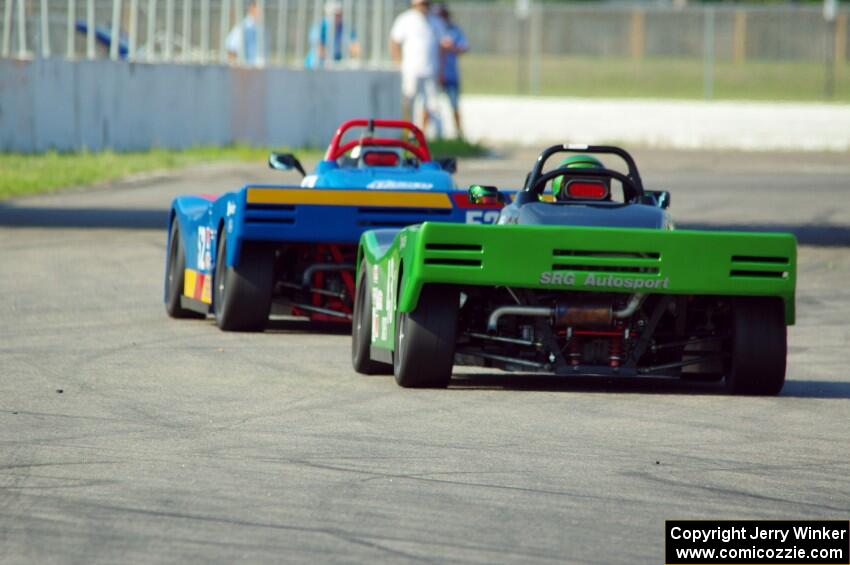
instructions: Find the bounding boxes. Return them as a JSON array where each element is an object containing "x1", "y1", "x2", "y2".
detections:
[
  {"x1": 386, "y1": 258, "x2": 395, "y2": 317},
  {"x1": 197, "y1": 227, "x2": 213, "y2": 271},
  {"x1": 466, "y1": 210, "x2": 500, "y2": 224}
]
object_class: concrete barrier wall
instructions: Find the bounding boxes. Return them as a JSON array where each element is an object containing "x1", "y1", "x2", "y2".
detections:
[
  {"x1": 0, "y1": 59, "x2": 401, "y2": 152},
  {"x1": 462, "y1": 95, "x2": 850, "y2": 152}
]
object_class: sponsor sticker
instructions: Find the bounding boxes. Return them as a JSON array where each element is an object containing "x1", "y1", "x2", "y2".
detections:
[
  {"x1": 386, "y1": 258, "x2": 395, "y2": 316},
  {"x1": 371, "y1": 311, "x2": 380, "y2": 343},
  {"x1": 197, "y1": 227, "x2": 213, "y2": 271},
  {"x1": 366, "y1": 180, "x2": 434, "y2": 190},
  {"x1": 373, "y1": 288, "x2": 384, "y2": 312},
  {"x1": 539, "y1": 271, "x2": 670, "y2": 290}
]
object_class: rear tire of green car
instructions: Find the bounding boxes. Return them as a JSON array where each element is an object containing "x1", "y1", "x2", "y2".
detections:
[
  {"x1": 724, "y1": 297, "x2": 787, "y2": 396},
  {"x1": 352, "y1": 261, "x2": 393, "y2": 375},
  {"x1": 213, "y1": 235, "x2": 273, "y2": 332},
  {"x1": 393, "y1": 285, "x2": 458, "y2": 388},
  {"x1": 165, "y1": 222, "x2": 205, "y2": 319}
]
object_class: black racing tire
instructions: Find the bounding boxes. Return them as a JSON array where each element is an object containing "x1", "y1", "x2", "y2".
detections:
[
  {"x1": 165, "y1": 221, "x2": 205, "y2": 319},
  {"x1": 724, "y1": 297, "x2": 787, "y2": 396},
  {"x1": 393, "y1": 285, "x2": 458, "y2": 388},
  {"x1": 352, "y1": 261, "x2": 393, "y2": 375},
  {"x1": 213, "y1": 234, "x2": 273, "y2": 332}
]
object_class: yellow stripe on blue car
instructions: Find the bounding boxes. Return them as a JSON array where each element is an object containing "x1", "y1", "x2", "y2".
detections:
[{"x1": 246, "y1": 188, "x2": 453, "y2": 209}]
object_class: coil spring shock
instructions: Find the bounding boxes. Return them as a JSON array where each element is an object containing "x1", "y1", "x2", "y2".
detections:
[
  {"x1": 609, "y1": 324, "x2": 624, "y2": 368},
  {"x1": 568, "y1": 335, "x2": 582, "y2": 366}
]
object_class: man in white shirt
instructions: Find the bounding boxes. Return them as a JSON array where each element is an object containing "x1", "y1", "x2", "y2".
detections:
[{"x1": 389, "y1": 0, "x2": 445, "y2": 132}]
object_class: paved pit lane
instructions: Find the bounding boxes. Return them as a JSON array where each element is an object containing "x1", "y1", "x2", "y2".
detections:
[{"x1": 1, "y1": 148, "x2": 848, "y2": 564}]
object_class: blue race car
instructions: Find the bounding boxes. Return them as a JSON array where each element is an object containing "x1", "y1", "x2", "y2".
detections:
[{"x1": 164, "y1": 119, "x2": 504, "y2": 331}]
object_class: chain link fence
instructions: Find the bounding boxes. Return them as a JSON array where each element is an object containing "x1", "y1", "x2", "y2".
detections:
[
  {"x1": 2, "y1": 1, "x2": 848, "y2": 100},
  {"x1": 451, "y1": 3, "x2": 849, "y2": 100},
  {"x1": 0, "y1": 0, "x2": 409, "y2": 65}
]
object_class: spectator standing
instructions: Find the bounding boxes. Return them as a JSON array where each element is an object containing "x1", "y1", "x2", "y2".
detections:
[
  {"x1": 226, "y1": 1, "x2": 267, "y2": 66},
  {"x1": 390, "y1": 0, "x2": 445, "y2": 132},
  {"x1": 434, "y1": 4, "x2": 468, "y2": 138},
  {"x1": 305, "y1": 1, "x2": 361, "y2": 69}
]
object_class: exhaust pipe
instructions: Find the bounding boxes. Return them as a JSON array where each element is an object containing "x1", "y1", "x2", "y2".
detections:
[
  {"x1": 613, "y1": 293, "x2": 645, "y2": 319},
  {"x1": 486, "y1": 306, "x2": 550, "y2": 332},
  {"x1": 487, "y1": 294, "x2": 645, "y2": 332}
]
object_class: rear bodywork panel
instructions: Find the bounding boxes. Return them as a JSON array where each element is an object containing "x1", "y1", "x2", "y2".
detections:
[
  {"x1": 359, "y1": 222, "x2": 797, "y2": 352},
  {"x1": 167, "y1": 186, "x2": 506, "y2": 313}
]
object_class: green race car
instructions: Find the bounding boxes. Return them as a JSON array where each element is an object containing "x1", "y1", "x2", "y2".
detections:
[{"x1": 351, "y1": 145, "x2": 796, "y2": 395}]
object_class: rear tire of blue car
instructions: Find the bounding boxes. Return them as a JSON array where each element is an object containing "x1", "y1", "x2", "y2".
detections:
[
  {"x1": 213, "y1": 235, "x2": 273, "y2": 332},
  {"x1": 352, "y1": 261, "x2": 393, "y2": 375},
  {"x1": 165, "y1": 222, "x2": 205, "y2": 319},
  {"x1": 393, "y1": 285, "x2": 458, "y2": 388},
  {"x1": 725, "y1": 297, "x2": 786, "y2": 396}
]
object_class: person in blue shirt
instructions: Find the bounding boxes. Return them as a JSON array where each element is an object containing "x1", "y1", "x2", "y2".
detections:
[
  {"x1": 434, "y1": 4, "x2": 469, "y2": 138},
  {"x1": 305, "y1": 1, "x2": 360, "y2": 69},
  {"x1": 225, "y1": 1, "x2": 267, "y2": 66}
]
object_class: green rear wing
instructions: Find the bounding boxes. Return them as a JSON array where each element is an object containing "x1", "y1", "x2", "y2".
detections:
[{"x1": 371, "y1": 222, "x2": 797, "y2": 324}]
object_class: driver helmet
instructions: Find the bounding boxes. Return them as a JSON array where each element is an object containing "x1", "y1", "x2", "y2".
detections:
[{"x1": 552, "y1": 155, "x2": 608, "y2": 200}]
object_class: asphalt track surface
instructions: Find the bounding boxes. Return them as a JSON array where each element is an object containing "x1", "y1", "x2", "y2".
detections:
[{"x1": 1, "y1": 149, "x2": 849, "y2": 564}]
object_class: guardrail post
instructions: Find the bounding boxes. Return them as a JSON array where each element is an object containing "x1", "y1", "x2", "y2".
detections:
[
  {"x1": 733, "y1": 9, "x2": 747, "y2": 64},
  {"x1": 164, "y1": 0, "x2": 174, "y2": 60},
  {"x1": 371, "y1": 0, "x2": 381, "y2": 63},
  {"x1": 128, "y1": 0, "x2": 138, "y2": 60},
  {"x1": 276, "y1": 0, "x2": 288, "y2": 65},
  {"x1": 356, "y1": 0, "x2": 366, "y2": 63},
  {"x1": 233, "y1": 0, "x2": 244, "y2": 63},
  {"x1": 342, "y1": 0, "x2": 352, "y2": 63},
  {"x1": 200, "y1": 0, "x2": 209, "y2": 63},
  {"x1": 825, "y1": 18, "x2": 835, "y2": 99},
  {"x1": 383, "y1": 0, "x2": 391, "y2": 62},
  {"x1": 17, "y1": 0, "x2": 27, "y2": 57},
  {"x1": 1, "y1": 0, "x2": 12, "y2": 57},
  {"x1": 86, "y1": 0, "x2": 94, "y2": 59},
  {"x1": 146, "y1": 0, "x2": 156, "y2": 61},
  {"x1": 256, "y1": 0, "x2": 265, "y2": 66},
  {"x1": 529, "y1": 0, "x2": 541, "y2": 95},
  {"x1": 182, "y1": 0, "x2": 192, "y2": 62},
  {"x1": 630, "y1": 9, "x2": 645, "y2": 61},
  {"x1": 703, "y1": 6, "x2": 715, "y2": 100},
  {"x1": 328, "y1": 2, "x2": 337, "y2": 67},
  {"x1": 294, "y1": 0, "x2": 305, "y2": 64},
  {"x1": 40, "y1": 0, "x2": 50, "y2": 57},
  {"x1": 110, "y1": 0, "x2": 122, "y2": 60},
  {"x1": 66, "y1": 0, "x2": 75, "y2": 58},
  {"x1": 310, "y1": 0, "x2": 320, "y2": 64},
  {"x1": 219, "y1": 0, "x2": 229, "y2": 62},
  {"x1": 836, "y1": 13, "x2": 847, "y2": 68}
]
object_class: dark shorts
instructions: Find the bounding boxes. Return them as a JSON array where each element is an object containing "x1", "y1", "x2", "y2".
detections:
[{"x1": 443, "y1": 82, "x2": 461, "y2": 111}]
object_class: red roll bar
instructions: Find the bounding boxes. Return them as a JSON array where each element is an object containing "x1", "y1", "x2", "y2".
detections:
[{"x1": 324, "y1": 119, "x2": 432, "y2": 162}]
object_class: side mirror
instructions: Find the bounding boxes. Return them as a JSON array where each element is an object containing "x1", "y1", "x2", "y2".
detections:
[
  {"x1": 437, "y1": 158, "x2": 457, "y2": 174},
  {"x1": 468, "y1": 184, "x2": 505, "y2": 205},
  {"x1": 269, "y1": 152, "x2": 306, "y2": 177},
  {"x1": 643, "y1": 190, "x2": 671, "y2": 209}
]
